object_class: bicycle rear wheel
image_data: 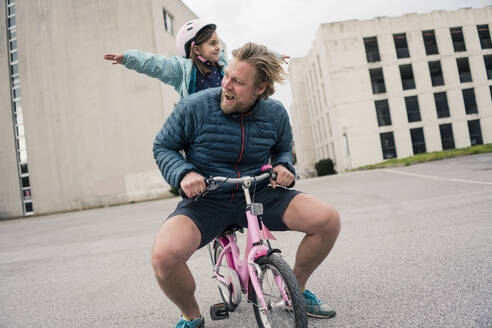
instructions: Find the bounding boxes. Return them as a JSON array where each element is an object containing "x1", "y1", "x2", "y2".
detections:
[
  {"x1": 249, "y1": 254, "x2": 307, "y2": 328},
  {"x1": 212, "y1": 239, "x2": 240, "y2": 311}
]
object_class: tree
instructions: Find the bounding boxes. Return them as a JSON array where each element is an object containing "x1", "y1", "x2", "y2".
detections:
[{"x1": 315, "y1": 158, "x2": 337, "y2": 176}]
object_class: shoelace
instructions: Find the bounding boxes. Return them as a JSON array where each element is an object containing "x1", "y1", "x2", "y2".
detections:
[{"x1": 304, "y1": 290, "x2": 322, "y2": 304}]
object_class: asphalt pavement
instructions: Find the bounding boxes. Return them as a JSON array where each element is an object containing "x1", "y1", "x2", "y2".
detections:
[{"x1": 1, "y1": 153, "x2": 491, "y2": 327}]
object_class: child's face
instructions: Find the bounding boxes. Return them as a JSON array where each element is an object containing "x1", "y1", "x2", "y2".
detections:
[{"x1": 195, "y1": 32, "x2": 220, "y2": 63}]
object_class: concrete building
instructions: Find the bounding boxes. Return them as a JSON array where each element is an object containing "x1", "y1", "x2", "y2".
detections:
[
  {"x1": 0, "y1": 0, "x2": 200, "y2": 219},
  {"x1": 289, "y1": 7, "x2": 492, "y2": 177}
]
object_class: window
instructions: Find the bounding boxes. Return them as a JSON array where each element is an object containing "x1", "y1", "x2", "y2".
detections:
[
  {"x1": 10, "y1": 63, "x2": 18, "y2": 75},
  {"x1": 21, "y1": 176, "x2": 30, "y2": 188},
  {"x1": 484, "y1": 55, "x2": 492, "y2": 80},
  {"x1": 468, "y1": 119, "x2": 483, "y2": 146},
  {"x1": 422, "y1": 30, "x2": 438, "y2": 55},
  {"x1": 13, "y1": 87, "x2": 21, "y2": 99},
  {"x1": 450, "y1": 27, "x2": 466, "y2": 52},
  {"x1": 439, "y1": 123, "x2": 455, "y2": 150},
  {"x1": 456, "y1": 58, "x2": 472, "y2": 83},
  {"x1": 23, "y1": 189, "x2": 31, "y2": 200},
  {"x1": 462, "y1": 88, "x2": 478, "y2": 114},
  {"x1": 375, "y1": 100, "x2": 392, "y2": 126},
  {"x1": 393, "y1": 33, "x2": 410, "y2": 58},
  {"x1": 369, "y1": 68, "x2": 386, "y2": 94},
  {"x1": 434, "y1": 92, "x2": 450, "y2": 118},
  {"x1": 410, "y1": 128, "x2": 426, "y2": 155},
  {"x1": 8, "y1": 29, "x2": 16, "y2": 39},
  {"x1": 399, "y1": 64, "x2": 416, "y2": 90},
  {"x1": 405, "y1": 96, "x2": 421, "y2": 122},
  {"x1": 7, "y1": 5, "x2": 15, "y2": 16},
  {"x1": 162, "y1": 9, "x2": 174, "y2": 35},
  {"x1": 20, "y1": 163, "x2": 28, "y2": 174},
  {"x1": 477, "y1": 25, "x2": 492, "y2": 49},
  {"x1": 363, "y1": 36, "x2": 380, "y2": 62},
  {"x1": 7, "y1": 15, "x2": 15, "y2": 28},
  {"x1": 380, "y1": 132, "x2": 397, "y2": 159},
  {"x1": 9, "y1": 39, "x2": 17, "y2": 51},
  {"x1": 428, "y1": 61, "x2": 444, "y2": 86},
  {"x1": 24, "y1": 202, "x2": 33, "y2": 213},
  {"x1": 10, "y1": 51, "x2": 18, "y2": 63}
]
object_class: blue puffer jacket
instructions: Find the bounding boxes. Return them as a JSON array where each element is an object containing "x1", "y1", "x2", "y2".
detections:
[{"x1": 153, "y1": 87, "x2": 295, "y2": 199}]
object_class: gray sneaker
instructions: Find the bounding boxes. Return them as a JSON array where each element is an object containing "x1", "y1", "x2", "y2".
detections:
[
  {"x1": 175, "y1": 315, "x2": 205, "y2": 328},
  {"x1": 303, "y1": 289, "x2": 336, "y2": 318}
]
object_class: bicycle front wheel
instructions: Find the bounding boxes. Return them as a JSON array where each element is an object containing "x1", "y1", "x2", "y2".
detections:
[{"x1": 249, "y1": 254, "x2": 307, "y2": 328}]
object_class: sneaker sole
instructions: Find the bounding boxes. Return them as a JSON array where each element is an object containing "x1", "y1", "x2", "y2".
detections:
[{"x1": 306, "y1": 311, "x2": 336, "y2": 319}]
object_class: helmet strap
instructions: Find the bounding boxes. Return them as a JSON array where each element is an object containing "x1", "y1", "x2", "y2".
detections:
[{"x1": 191, "y1": 41, "x2": 208, "y2": 63}]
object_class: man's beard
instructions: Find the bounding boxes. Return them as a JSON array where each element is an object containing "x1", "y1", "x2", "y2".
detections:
[{"x1": 220, "y1": 90, "x2": 256, "y2": 114}]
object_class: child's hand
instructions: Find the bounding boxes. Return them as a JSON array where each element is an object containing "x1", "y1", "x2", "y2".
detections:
[
  {"x1": 280, "y1": 55, "x2": 290, "y2": 64},
  {"x1": 104, "y1": 53, "x2": 124, "y2": 65}
]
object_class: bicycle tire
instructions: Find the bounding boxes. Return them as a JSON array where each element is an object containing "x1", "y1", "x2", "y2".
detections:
[
  {"x1": 249, "y1": 254, "x2": 307, "y2": 328},
  {"x1": 213, "y1": 240, "x2": 240, "y2": 311}
]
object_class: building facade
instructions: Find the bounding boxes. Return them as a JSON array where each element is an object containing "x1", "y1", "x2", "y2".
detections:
[
  {"x1": 0, "y1": 0, "x2": 199, "y2": 218},
  {"x1": 289, "y1": 7, "x2": 492, "y2": 177}
]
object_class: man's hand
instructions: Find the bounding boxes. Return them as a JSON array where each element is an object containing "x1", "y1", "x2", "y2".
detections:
[
  {"x1": 180, "y1": 171, "x2": 206, "y2": 198},
  {"x1": 280, "y1": 55, "x2": 290, "y2": 64},
  {"x1": 271, "y1": 165, "x2": 294, "y2": 188},
  {"x1": 104, "y1": 53, "x2": 124, "y2": 65}
]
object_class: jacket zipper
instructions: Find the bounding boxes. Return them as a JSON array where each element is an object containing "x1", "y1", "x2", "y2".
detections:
[{"x1": 231, "y1": 115, "x2": 246, "y2": 201}]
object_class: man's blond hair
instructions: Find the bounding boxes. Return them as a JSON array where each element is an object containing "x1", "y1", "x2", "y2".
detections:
[{"x1": 231, "y1": 42, "x2": 286, "y2": 99}]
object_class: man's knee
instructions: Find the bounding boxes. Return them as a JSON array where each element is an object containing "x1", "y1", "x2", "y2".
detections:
[
  {"x1": 152, "y1": 243, "x2": 187, "y2": 278},
  {"x1": 311, "y1": 203, "x2": 341, "y2": 236},
  {"x1": 324, "y1": 205, "x2": 341, "y2": 235},
  {"x1": 151, "y1": 215, "x2": 201, "y2": 279}
]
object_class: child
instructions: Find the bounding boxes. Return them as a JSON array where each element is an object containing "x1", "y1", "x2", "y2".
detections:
[{"x1": 104, "y1": 19, "x2": 288, "y2": 98}]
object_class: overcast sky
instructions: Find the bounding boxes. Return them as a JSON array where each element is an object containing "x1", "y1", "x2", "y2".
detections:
[{"x1": 181, "y1": 0, "x2": 490, "y2": 112}]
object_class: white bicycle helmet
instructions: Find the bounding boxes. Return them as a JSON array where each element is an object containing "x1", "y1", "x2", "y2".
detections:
[{"x1": 176, "y1": 19, "x2": 216, "y2": 58}]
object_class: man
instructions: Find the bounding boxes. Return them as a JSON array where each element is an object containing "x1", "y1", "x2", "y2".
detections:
[{"x1": 152, "y1": 42, "x2": 341, "y2": 328}]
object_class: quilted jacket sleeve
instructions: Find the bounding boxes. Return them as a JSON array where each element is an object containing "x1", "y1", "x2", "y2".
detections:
[
  {"x1": 153, "y1": 101, "x2": 197, "y2": 187},
  {"x1": 271, "y1": 109, "x2": 296, "y2": 177},
  {"x1": 122, "y1": 50, "x2": 184, "y2": 93}
]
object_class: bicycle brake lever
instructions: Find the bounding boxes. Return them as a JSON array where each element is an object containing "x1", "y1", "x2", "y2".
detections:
[{"x1": 206, "y1": 178, "x2": 220, "y2": 191}]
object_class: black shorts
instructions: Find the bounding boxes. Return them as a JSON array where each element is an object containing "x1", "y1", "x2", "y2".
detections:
[{"x1": 167, "y1": 186, "x2": 302, "y2": 249}]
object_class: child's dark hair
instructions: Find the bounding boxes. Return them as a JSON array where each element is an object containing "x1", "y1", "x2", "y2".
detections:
[{"x1": 189, "y1": 26, "x2": 218, "y2": 75}]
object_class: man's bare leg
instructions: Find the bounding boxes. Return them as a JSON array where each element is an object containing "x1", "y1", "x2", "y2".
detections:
[
  {"x1": 282, "y1": 194, "x2": 341, "y2": 289},
  {"x1": 151, "y1": 215, "x2": 202, "y2": 319}
]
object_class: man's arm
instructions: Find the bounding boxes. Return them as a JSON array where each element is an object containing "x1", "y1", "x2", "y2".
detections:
[
  {"x1": 270, "y1": 109, "x2": 296, "y2": 187},
  {"x1": 153, "y1": 101, "x2": 196, "y2": 187},
  {"x1": 271, "y1": 111, "x2": 296, "y2": 175}
]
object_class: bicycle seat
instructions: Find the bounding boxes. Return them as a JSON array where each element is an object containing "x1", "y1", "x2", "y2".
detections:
[{"x1": 218, "y1": 224, "x2": 244, "y2": 237}]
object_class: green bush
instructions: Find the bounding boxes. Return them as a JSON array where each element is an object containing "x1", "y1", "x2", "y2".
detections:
[
  {"x1": 315, "y1": 158, "x2": 337, "y2": 176},
  {"x1": 169, "y1": 186, "x2": 180, "y2": 196}
]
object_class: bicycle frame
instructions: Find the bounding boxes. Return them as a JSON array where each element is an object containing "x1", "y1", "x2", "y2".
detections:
[{"x1": 210, "y1": 173, "x2": 290, "y2": 312}]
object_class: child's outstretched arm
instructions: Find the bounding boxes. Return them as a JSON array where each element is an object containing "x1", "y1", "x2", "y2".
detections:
[{"x1": 103, "y1": 51, "x2": 185, "y2": 93}]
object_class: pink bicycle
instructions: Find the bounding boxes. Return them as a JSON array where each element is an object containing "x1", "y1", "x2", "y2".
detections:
[{"x1": 200, "y1": 165, "x2": 308, "y2": 327}]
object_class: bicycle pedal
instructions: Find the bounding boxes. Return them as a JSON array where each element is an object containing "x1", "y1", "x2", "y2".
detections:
[{"x1": 210, "y1": 303, "x2": 230, "y2": 320}]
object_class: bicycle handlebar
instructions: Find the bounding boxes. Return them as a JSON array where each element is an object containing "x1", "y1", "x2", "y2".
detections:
[
  {"x1": 206, "y1": 171, "x2": 275, "y2": 188},
  {"x1": 179, "y1": 170, "x2": 276, "y2": 199}
]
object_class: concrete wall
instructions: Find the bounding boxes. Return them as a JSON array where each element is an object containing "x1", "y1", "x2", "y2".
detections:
[
  {"x1": 4, "y1": 0, "x2": 197, "y2": 216},
  {"x1": 0, "y1": 1, "x2": 23, "y2": 219},
  {"x1": 290, "y1": 6, "x2": 492, "y2": 173}
]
